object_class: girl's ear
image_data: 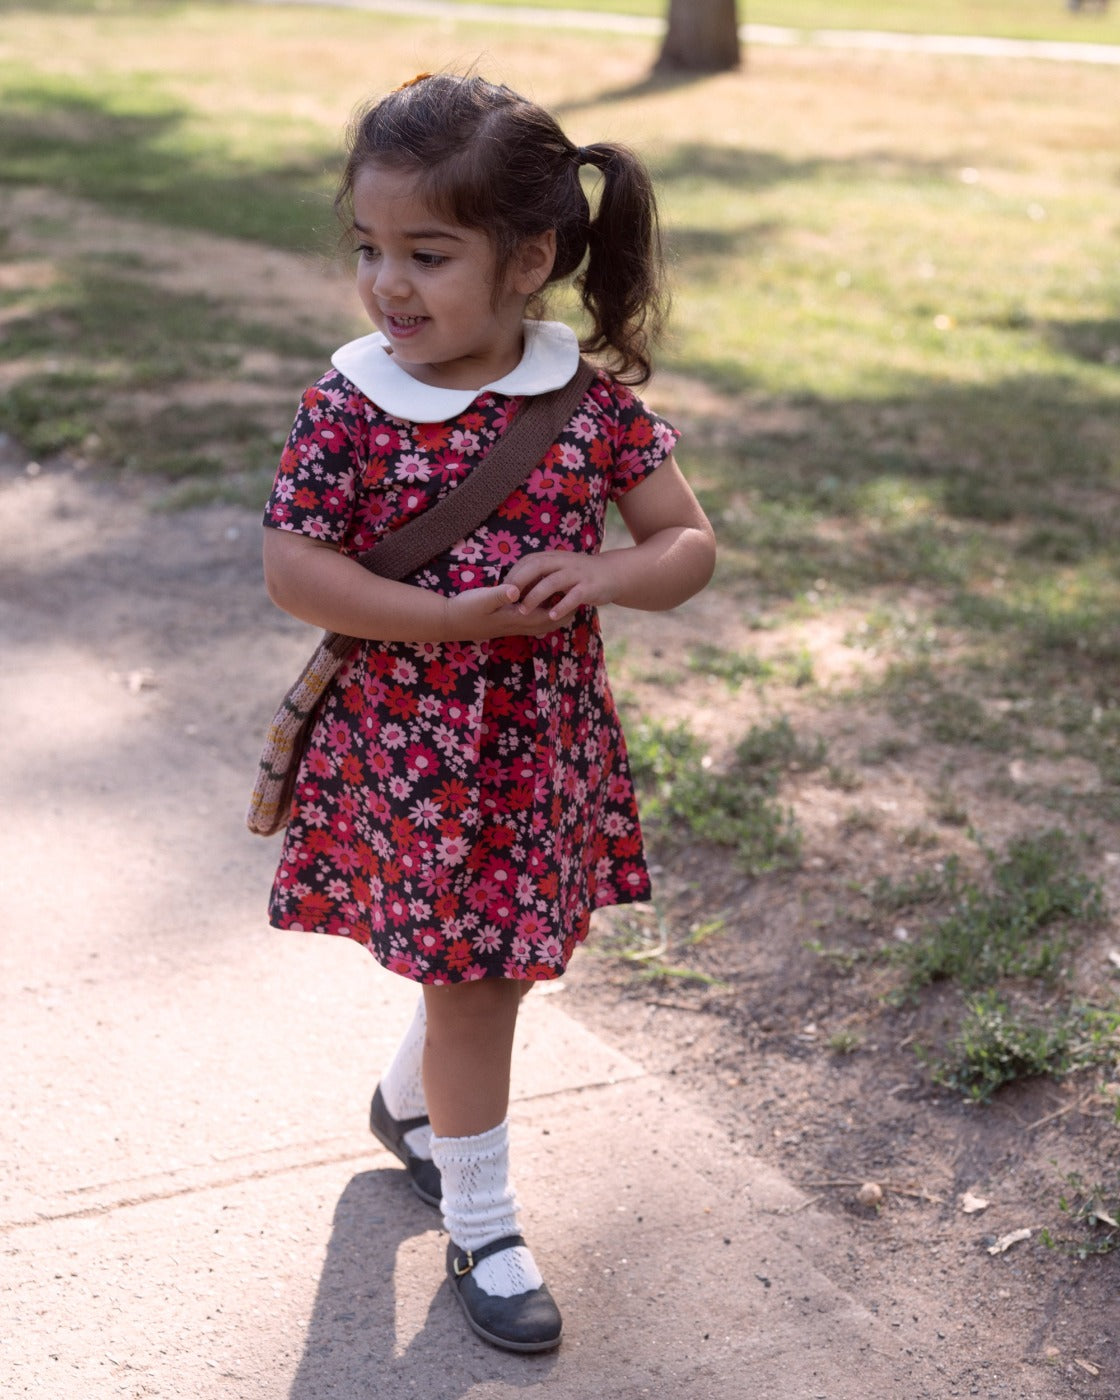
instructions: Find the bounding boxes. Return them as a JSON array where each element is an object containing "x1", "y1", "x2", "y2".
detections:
[{"x1": 509, "y1": 230, "x2": 557, "y2": 296}]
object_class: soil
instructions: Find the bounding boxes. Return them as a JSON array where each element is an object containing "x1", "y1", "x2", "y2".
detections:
[{"x1": 5, "y1": 192, "x2": 1119, "y2": 1397}]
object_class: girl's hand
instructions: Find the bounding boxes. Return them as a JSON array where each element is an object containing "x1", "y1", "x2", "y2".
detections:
[
  {"x1": 502, "y1": 551, "x2": 617, "y2": 623},
  {"x1": 444, "y1": 582, "x2": 574, "y2": 639},
  {"x1": 501, "y1": 455, "x2": 717, "y2": 623}
]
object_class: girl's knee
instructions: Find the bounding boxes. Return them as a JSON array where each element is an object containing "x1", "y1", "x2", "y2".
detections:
[{"x1": 423, "y1": 977, "x2": 523, "y2": 1028}]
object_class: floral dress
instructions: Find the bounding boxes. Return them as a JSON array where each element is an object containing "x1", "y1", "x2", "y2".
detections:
[{"x1": 263, "y1": 340, "x2": 679, "y2": 984}]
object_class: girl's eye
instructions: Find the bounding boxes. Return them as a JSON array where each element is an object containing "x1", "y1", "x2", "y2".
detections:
[
  {"x1": 414, "y1": 252, "x2": 448, "y2": 268},
  {"x1": 355, "y1": 243, "x2": 379, "y2": 260}
]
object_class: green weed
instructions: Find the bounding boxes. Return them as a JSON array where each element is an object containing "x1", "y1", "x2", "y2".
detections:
[
  {"x1": 628, "y1": 715, "x2": 823, "y2": 875},
  {"x1": 928, "y1": 998, "x2": 1120, "y2": 1105},
  {"x1": 924, "y1": 993, "x2": 1078, "y2": 1102},
  {"x1": 687, "y1": 642, "x2": 772, "y2": 689},
  {"x1": 2, "y1": 371, "x2": 101, "y2": 456},
  {"x1": 828, "y1": 1029, "x2": 863, "y2": 1055},
  {"x1": 874, "y1": 666, "x2": 1016, "y2": 751},
  {"x1": 636, "y1": 962, "x2": 729, "y2": 989},
  {"x1": 928, "y1": 787, "x2": 970, "y2": 827},
  {"x1": 839, "y1": 807, "x2": 880, "y2": 839},
  {"x1": 858, "y1": 736, "x2": 914, "y2": 765},
  {"x1": 735, "y1": 713, "x2": 827, "y2": 775},
  {"x1": 883, "y1": 831, "x2": 1106, "y2": 993},
  {"x1": 1041, "y1": 1172, "x2": 1120, "y2": 1260},
  {"x1": 805, "y1": 938, "x2": 870, "y2": 975},
  {"x1": 687, "y1": 916, "x2": 729, "y2": 946},
  {"x1": 825, "y1": 763, "x2": 862, "y2": 793},
  {"x1": 870, "y1": 863, "x2": 950, "y2": 914}
]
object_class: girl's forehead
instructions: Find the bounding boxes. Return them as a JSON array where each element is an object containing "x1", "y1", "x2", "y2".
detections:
[{"x1": 352, "y1": 164, "x2": 457, "y2": 230}]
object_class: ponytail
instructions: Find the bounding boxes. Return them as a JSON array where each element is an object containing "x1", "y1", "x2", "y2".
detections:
[{"x1": 574, "y1": 143, "x2": 667, "y2": 387}]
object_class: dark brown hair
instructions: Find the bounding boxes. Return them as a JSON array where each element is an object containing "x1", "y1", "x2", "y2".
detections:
[{"x1": 335, "y1": 73, "x2": 667, "y2": 385}]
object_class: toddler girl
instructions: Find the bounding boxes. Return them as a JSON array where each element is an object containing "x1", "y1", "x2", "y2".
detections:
[{"x1": 261, "y1": 72, "x2": 715, "y2": 1353}]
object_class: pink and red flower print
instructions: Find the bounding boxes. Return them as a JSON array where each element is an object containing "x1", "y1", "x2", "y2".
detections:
[{"x1": 264, "y1": 368, "x2": 675, "y2": 982}]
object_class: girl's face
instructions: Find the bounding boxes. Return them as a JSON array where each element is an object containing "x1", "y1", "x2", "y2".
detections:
[{"x1": 350, "y1": 164, "x2": 555, "y2": 391}]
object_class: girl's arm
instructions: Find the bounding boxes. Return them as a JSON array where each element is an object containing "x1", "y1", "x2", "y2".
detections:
[
  {"x1": 262, "y1": 527, "x2": 567, "y2": 642},
  {"x1": 503, "y1": 454, "x2": 716, "y2": 619}
]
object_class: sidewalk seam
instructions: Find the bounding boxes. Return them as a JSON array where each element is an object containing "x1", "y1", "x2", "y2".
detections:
[{"x1": 2, "y1": 1072, "x2": 656, "y2": 1234}]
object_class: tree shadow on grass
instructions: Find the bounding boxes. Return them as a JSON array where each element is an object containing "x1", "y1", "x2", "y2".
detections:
[
  {"x1": 0, "y1": 259, "x2": 329, "y2": 473},
  {"x1": 664, "y1": 219, "x2": 784, "y2": 263},
  {"x1": 651, "y1": 141, "x2": 960, "y2": 190},
  {"x1": 670, "y1": 364, "x2": 1120, "y2": 693},
  {"x1": 672, "y1": 359, "x2": 1120, "y2": 498},
  {"x1": 550, "y1": 69, "x2": 711, "y2": 118},
  {"x1": 0, "y1": 85, "x2": 338, "y2": 252},
  {"x1": 1042, "y1": 316, "x2": 1120, "y2": 370}
]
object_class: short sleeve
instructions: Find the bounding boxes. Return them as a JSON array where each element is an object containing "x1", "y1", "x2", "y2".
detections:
[
  {"x1": 262, "y1": 376, "x2": 364, "y2": 546},
  {"x1": 597, "y1": 380, "x2": 681, "y2": 502}
]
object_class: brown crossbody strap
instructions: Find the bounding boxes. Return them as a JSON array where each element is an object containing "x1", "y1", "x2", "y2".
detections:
[
  {"x1": 352, "y1": 356, "x2": 597, "y2": 582},
  {"x1": 246, "y1": 356, "x2": 598, "y2": 838}
]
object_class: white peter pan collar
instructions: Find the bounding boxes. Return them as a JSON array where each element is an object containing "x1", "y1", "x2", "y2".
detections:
[{"x1": 330, "y1": 319, "x2": 581, "y2": 423}]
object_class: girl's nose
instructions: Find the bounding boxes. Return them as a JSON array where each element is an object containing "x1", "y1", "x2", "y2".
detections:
[{"x1": 373, "y1": 256, "x2": 409, "y2": 300}]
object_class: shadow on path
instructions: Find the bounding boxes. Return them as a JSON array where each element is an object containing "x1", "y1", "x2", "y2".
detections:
[{"x1": 289, "y1": 1170, "x2": 557, "y2": 1399}]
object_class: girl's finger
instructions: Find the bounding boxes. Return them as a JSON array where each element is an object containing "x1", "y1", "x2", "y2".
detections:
[
  {"x1": 546, "y1": 587, "x2": 582, "y2": 621},
  {"x1": 485, "y1": 583, "x2": 520, "y2": 610},
  {"x1": 517, "y1": 575, "x2": 568, "y2": 614}
]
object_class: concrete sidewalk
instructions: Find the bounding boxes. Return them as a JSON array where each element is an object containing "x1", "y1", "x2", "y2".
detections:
[{"x1": 0, "y1": 460, "x2": 947, "y2": 1397}]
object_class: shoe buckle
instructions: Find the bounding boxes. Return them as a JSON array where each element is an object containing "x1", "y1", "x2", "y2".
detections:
[{"x1": 452, "y1": 1249, "x2": 474, "y2": 1278}]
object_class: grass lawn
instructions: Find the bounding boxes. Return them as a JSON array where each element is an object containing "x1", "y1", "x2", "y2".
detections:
[{"x1": 1, "y1": 1, "x2": 1118, "y2": 1114}]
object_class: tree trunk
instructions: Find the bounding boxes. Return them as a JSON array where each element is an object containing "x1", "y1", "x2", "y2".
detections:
[{"x1": 656, "y1": 0, "x2": 741, "y2": 73}]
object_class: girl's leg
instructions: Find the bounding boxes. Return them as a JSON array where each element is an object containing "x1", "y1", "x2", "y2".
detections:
[
  {"x1": 423, "y1": 978, "x2": 561, "y2": 1350},
  {"x1": 371, "y1": 982, "x2": 534, "y2": 1204},
  {"x1": 422, "y1": 978, "x2": 524, "y2": 1137}
]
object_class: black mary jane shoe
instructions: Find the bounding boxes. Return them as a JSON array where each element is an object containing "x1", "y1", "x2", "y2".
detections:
[
  {"x1": 446, "y1": 1234, "x2": 563, "y2": 1354},
  {"x1": 368, "y1": 1084, "x2": 442, "y2": 1207}
]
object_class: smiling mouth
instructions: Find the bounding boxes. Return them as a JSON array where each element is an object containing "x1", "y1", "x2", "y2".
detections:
[{"x1": 386, "y1": 314, "x2": 428, "y2": 331}]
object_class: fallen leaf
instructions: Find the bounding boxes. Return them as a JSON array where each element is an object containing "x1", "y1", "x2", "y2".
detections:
[
  {"x1": 987, "y1": 1227, "x2": 1031, "y2": 1255},
  {"x1": 961, "y1": 1191, "x2": 990, "y2": 1214},
  {"x1": 1074, "y1": 1358, "x2": 1101, "y2": 1377}
]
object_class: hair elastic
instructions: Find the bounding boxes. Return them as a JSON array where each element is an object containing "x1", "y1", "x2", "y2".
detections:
[{"x1": 575, "y1": 146, "x2": 593, "y2": 165}]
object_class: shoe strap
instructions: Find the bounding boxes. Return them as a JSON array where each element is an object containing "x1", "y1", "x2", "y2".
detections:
[
  {"x1": 450, "y1": 1233, "x2": 527, "y2": 1278},
  {"x1": 394, "y1": 1111, "x2": 431, "y2": 1134}
]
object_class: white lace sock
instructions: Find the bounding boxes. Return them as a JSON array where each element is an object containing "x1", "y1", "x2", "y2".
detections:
[
  {"x1": 430, "y1": 1119, "x2": 545, "y2": 1298},
  {"x1": 378, "y1": 996, "x2": 432, "y2": 1160}
]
